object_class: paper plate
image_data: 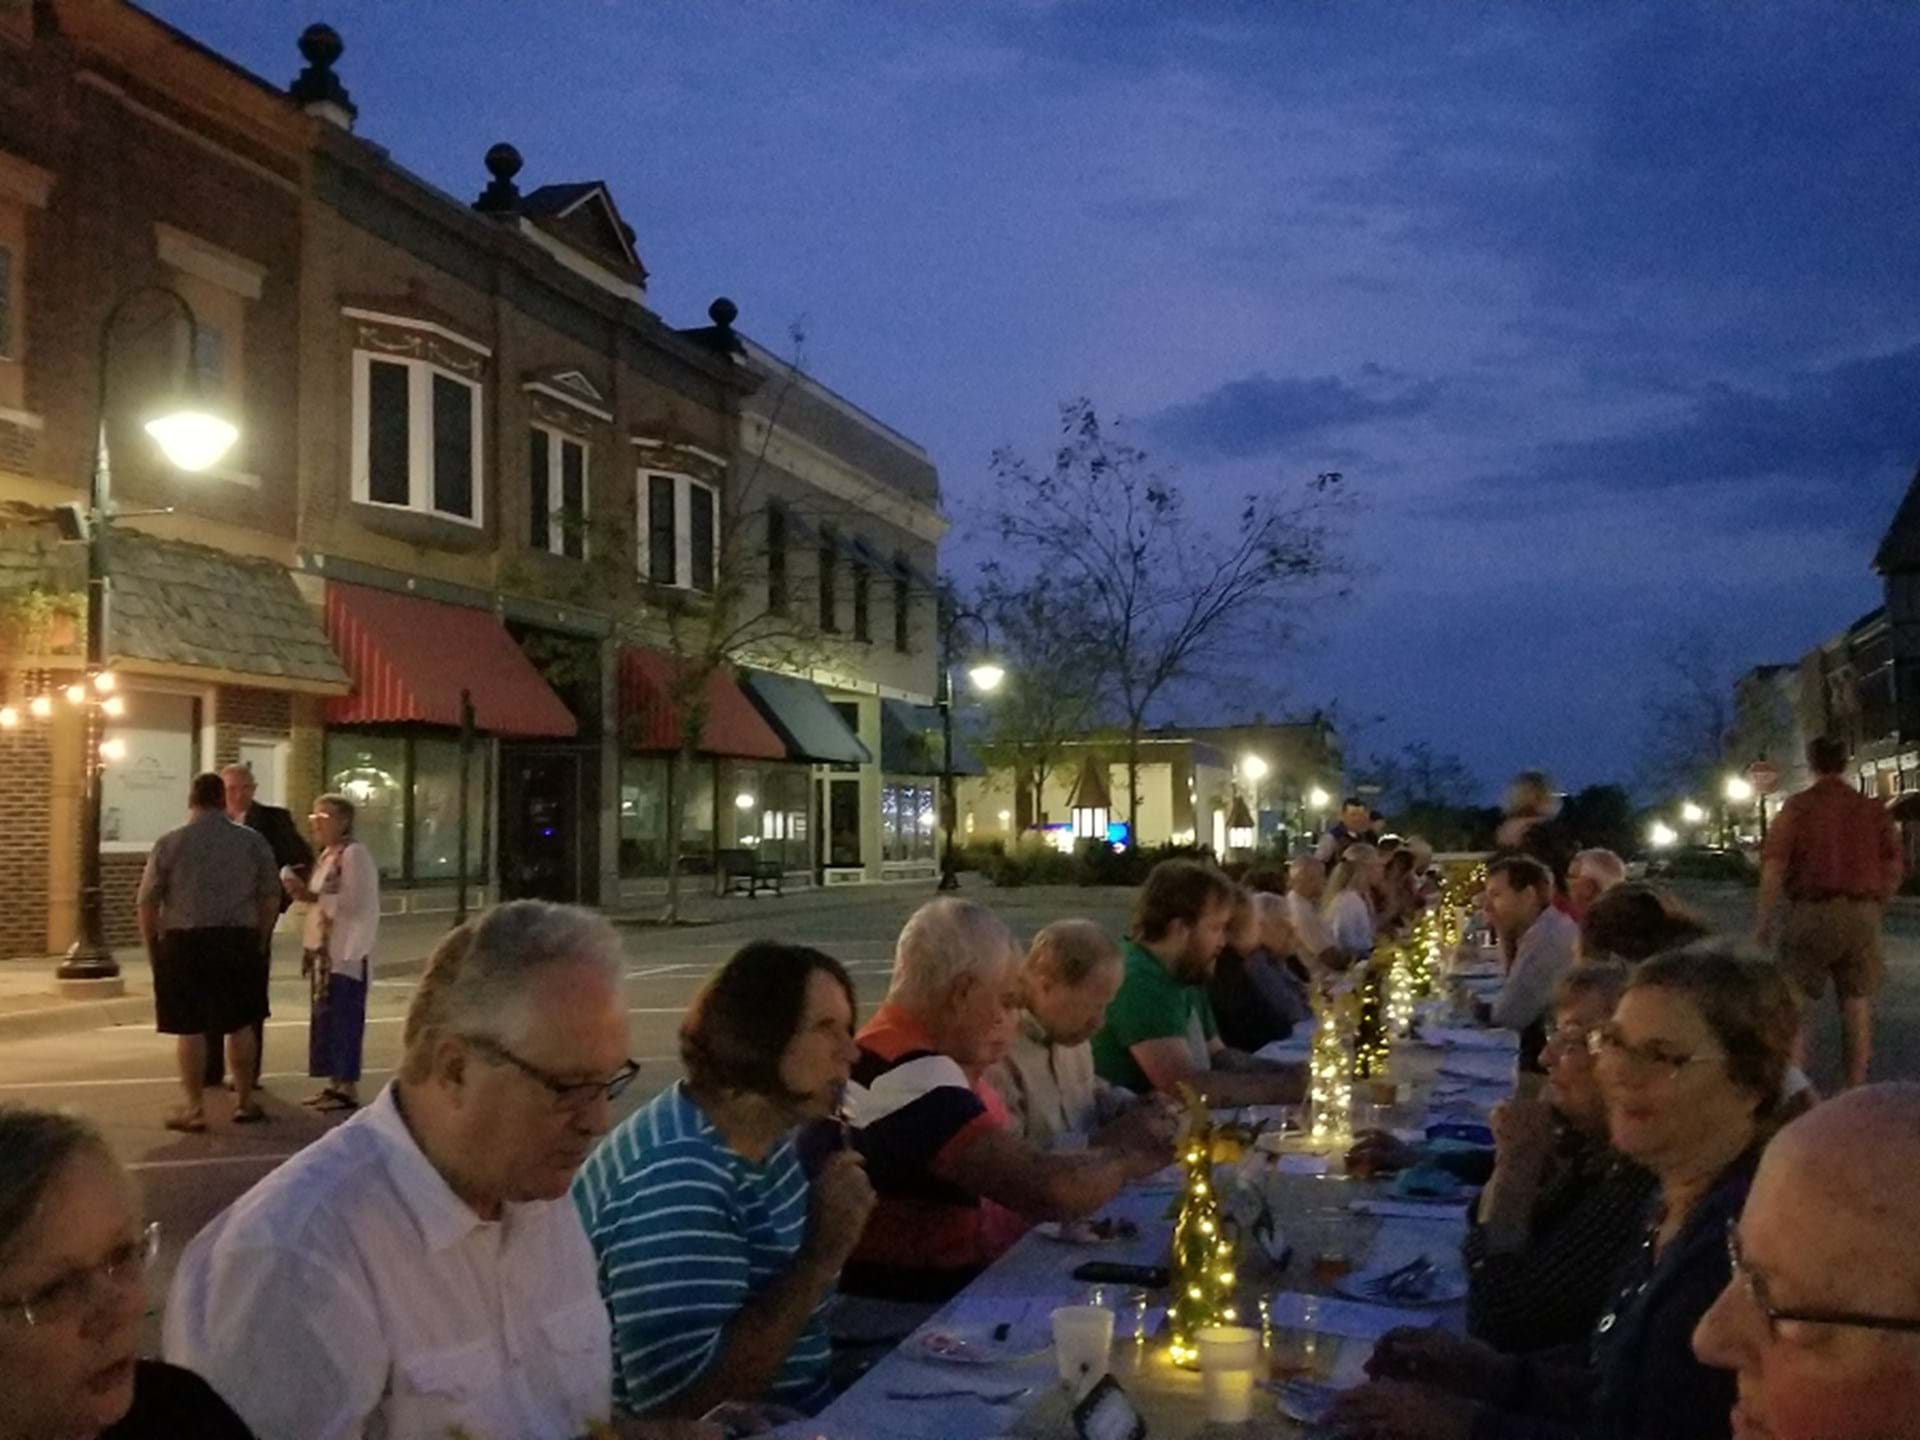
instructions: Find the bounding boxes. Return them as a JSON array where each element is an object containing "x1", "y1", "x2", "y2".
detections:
[
  {"x1": 1332, "y1": 1264, "x2": 1468, "y2": 1308},
  {"x1": 912, "y1": 1325, "x2": 1048, "y2": 1366},
  {"x1": 1035, "y1": 1216, "x2": 1139, "y2": 1245}
]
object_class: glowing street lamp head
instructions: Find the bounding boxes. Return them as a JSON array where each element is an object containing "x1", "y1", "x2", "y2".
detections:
[
  {"x1": 143, "y1": 406, "x2": 239, "y2": 473},
  {"x1": 1307, "y1": 786, "x2": 1331, "y2": 811},
  {"x1": 1240, "y1": 754, "x2": 1269, "y2": 783},
  {"x1": 966, "y1": 662, "x2": 1005, "y2": 693},
  {"x1": 1680, "y1": 800, "x2": 1706, "y2": 825},
  {"x1": 28, "y1": 694, "x2": 52, "y2": 720},
  {"x1": 1723, "y1": 774, "x2": 1755, "y2": 804},
  {"x1": 98, "y1": 737, "x2": 127, "y2": 763},
  {"x1": 63, "y1": 682, "x2": 87, "y2": 705},
  {"x1": 92, "y1": 670, "x2": 116, "y2": 694},
  {"x1": 734, "y1": 792, "x2": 756, "y2": 810},
  {"x1": 1648, "y1": 820, "x2": 1679, "y2": 850}
]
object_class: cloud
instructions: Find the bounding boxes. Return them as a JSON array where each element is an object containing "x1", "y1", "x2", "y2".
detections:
[{"x1": 1147, "y1": 368, "x2": 1440, "y2": 460}]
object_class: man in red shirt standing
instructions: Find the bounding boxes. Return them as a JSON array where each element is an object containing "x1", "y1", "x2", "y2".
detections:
[{"x1": 1756, "y1": 736, "x2": 1904, "y2": 1089}]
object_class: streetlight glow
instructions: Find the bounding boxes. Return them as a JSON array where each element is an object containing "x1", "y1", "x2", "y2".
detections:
[
  {"x1": 1724, "y1": 775, "x2": 1754, "y2": 804},
  {"x1": 101, "y1": 696, "x2": 125, "y2": 718},
  {"x1": 967, "y1": 662, "x2": 1005, "y2": 693},
  {"x1": 143, "y1": 408, "x2": 239, "y2": 473},
  {"x1": 1241, "y1": 754, "x2": 1269, "y2": 783},
  {"x1": 98, "y1": 738, "x2": 126, "y2": 763},
  {"x1": 734, "y1": 792, "x2": 756, "y2": 810},
  {"x1": 1648, "y1": 820, "x2": 1679, "y2": 849},
  {"x1": 92, "y1": 671, "x2": 116, "y2": 693},
  {"x1": 28, "y1": 695, "x2": 51, "y2": 720},
  {"x1": 1307, "y1": 786, "x2": 1331, "y2": 811},
  {"x1": 63, "y1": 683, "x2": 87, "y2": 705},
  {"x1": 1680, "y1": 800, "x2": 1706, "y2": 824}
]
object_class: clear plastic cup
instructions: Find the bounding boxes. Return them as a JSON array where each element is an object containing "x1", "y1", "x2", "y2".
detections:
[{"x1": 1196, "y1": 1324, "x2": 1261, "y2": 1423}]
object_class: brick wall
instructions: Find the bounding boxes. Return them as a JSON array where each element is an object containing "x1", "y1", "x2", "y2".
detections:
[
  {"x1": 101, "y1": 852, "x2": 143, "y2": 947},
  {"x1": 213, "y1": 685, "x2": 293, "y2": 766},
  {"x1": 0, "y1": 720, "x2": 51, "y2": 958},
  {"x1": 0, "y1": 417, "x2": 38, "y2": 480}
]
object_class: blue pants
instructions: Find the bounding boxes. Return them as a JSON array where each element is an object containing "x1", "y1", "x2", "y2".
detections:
[{"x1": 309, "y1": 970, "x2": 368, "y2": 1083}]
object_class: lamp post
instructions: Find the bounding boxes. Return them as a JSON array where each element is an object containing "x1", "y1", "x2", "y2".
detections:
[
  {"x1": 937, "y1": 599, "x2": 1000, "y2": 893},
  {"x1": 1239, "y1": 753, "x2": 1268, "y2": 852},
  {"x1": 1722, "y1": 774, "x2": 1756, "y2": 850},
  {"x1": 54, "y1": 286, "x2": 238, "y2": 983}
]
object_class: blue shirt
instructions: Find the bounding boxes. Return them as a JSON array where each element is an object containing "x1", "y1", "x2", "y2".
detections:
[{"x1": 572, "y1": 1082, "x2": 829, "y2": 1414}]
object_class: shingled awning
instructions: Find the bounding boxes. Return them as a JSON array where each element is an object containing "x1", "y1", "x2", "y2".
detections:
[{"x1": 0, "y1": 523, "x2": 349, "y2": 692}]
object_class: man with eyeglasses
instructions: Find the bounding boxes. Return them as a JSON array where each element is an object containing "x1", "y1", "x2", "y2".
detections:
[
  {"x1": 1694, "y1": 1083, "x2": 1920, "y2": 1440},
  {"x1": 165, "y1": 901, "x2": 713, "y2": 1440}
]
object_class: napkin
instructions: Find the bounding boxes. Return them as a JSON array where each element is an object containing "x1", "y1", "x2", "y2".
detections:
[{"x1": 1267, "y1": 1291, "x2": 1449, "y2": 1341}]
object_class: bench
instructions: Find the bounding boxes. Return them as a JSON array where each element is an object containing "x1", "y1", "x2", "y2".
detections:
[{"x1": 718, "y1": 847, "x2": 784, "y2": 898}]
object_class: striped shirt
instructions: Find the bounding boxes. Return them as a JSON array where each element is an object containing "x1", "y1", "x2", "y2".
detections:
[{"x1": 571, "y1": 1082, "x2": 829, "y2": 1414}]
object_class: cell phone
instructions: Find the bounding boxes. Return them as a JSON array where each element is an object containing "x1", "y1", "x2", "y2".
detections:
[
  {"x1": 1071, "y1": 1261, "x2": 1171, "y2": 1288},
  {"x1": 1074, "y1": 1374, "x2": 1148, "y2": 1440}
]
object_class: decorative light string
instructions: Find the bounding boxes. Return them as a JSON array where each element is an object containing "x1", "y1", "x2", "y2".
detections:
[
  {"x1": 1308, "y1": 986, "x2": 1354, "y2": 1145},
  {"x1": 1167, "y1": 1090, "x2": 1240, "y2": 1367}
]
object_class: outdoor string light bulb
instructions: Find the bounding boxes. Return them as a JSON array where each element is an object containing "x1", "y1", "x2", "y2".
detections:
[
  {"x1": 63, "y1": 682, "x2": 86, "y2": 705},
  {"x1": 92, "y1": 670, "x2": 116, "y2": 693},
  {"x1": 28, "y1": 695, "x2": 51, "y2": 720},
  {"x1": 1167, "y1": 1091, "x2": 1240, "y2": 1368},
  {"x1": 98, "y1": 738, "x2": 126, "y2": 763},
  {"x1": 1308, "y1": 988, "x2": 1353, "y2": 1145},
  {"x1": 1307, "y1": 786, "x2": 1331, "y2": 811},
  {"x1": 0, "y1": 707, "x2": 15, "y2": 729},
  {"x1": 101, "y1": 696, "x2": 125, "y2": 718}
]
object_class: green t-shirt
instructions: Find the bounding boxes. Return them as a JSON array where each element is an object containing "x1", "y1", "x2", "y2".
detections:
[{"x1": 1090, "y1": 939, "x2": 1220, "y2": 1094}]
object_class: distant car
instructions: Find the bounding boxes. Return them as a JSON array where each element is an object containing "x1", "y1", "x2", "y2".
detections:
[{"x1": 1645, "y1": 845, "x2": 1758, "y2": 884}]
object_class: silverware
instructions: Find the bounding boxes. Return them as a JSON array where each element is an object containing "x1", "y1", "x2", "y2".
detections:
[
  {"x1": 884, "y1": 1386, "x2": 1032, "y2": 1404},
  {"x1": 1366, "y1": 1254, "x2": 1437, "y2": 1300}
]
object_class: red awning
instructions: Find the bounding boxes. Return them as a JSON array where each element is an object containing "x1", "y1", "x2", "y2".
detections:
[
  {"x1": 619, "y1": 647, "x2": 786, "y2": 760},
  {"x1": 323, "y1": 582, "x2": 577, "y2": 739}
]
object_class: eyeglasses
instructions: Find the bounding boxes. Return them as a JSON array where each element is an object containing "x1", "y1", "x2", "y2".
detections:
[
  {"x1": 0, "y1": 1222, "x2": 160, "y2": 1329},
  {"x1": 1585, "y1": 1025, "x2": 1723, "y2": 1079},
  {"x1": 462, "y1": 1034, "x2": 639, "y2": 1110},
  {"x1": 1727, "y1": 1221, "x2": 1920, "y2": 1337},
  {"x1": 1541, "y1": 1023, "x2": 1600, "y2": 1060}
]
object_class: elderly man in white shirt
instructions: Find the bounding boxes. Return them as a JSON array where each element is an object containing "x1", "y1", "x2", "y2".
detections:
[{"x1": 165, "y1": 901, "x2": 708, "y2": 1440}]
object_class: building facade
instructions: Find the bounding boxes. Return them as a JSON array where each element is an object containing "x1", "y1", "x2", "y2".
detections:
[{"x1": 0, "y1": 3, "x2": 954, "y2": 958}]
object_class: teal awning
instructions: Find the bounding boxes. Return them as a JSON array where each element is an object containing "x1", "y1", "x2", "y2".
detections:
[
  {"x1": 738, "y1": 670, "x2": 872, "y2": 766},
  {"x1": 881, "y1": 699, "x2": 984, "y2": 777}
]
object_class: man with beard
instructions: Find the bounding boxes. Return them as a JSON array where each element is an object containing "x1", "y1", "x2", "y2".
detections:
[
  {"x1": 1694, "y1": 1083, "x2": 1920, "y2": 1440},
  {"x1": 1091, "y1": 861, "x2": 1305, "y2": 1105}
]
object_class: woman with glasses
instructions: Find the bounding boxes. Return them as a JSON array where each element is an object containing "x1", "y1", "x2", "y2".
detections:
[
  {"x1": 573, "y1": 942, "x2": 873, "y2": 1422},
  {"x1": 0, "y1": 1107, "x2": 252, "y2": 1438},
  {"x1": 282, "y1": 793, "x2": 379, "y2": 1113},
  {"x1": 1331, "y1": 942, "x2": 1798, "y2": 1440}
]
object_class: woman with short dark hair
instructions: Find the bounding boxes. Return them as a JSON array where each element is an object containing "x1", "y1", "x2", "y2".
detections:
[
  {"x1": 572, "y1": 942, "x2": 872, "y2": 1421},
  {"x1": 0, "y1": 1107, "x2": 252, "y2": 1439}
]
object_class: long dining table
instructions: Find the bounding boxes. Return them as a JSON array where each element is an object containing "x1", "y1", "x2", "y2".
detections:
[{"x1": 793, "y1": 962, "x2": 1517, "y2": 1440}]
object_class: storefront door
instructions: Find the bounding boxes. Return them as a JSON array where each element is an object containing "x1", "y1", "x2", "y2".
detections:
[{"x1": 502, "y1": 751, "x2": 581, "y2": 903}]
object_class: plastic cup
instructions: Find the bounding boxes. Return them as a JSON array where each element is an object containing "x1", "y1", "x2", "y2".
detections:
[
  {"x1": 1051, "y1": 1304, "x2": 1115, "y2": 1400},
  {"x1": 1196, "y1": 1324, "x2": 1261, "y2": 1423},
  {"x1": 1368, "y1": 1079, "x2": 1400, "y2": 1107}
]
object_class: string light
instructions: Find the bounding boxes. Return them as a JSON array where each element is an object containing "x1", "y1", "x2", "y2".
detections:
[
  {"x1": 1308, "y1": 987, "x2": 1354, "y2": 1145},
  {"x1": 92, "y1": 670, "x2": 116, "y2": 693},
  {"x1": 28, "y1": 695, "x2": 51, "y2": 719},
  {"x1": 0, "y1": 707, "x2": 15, "y2": 729},
  {"x1": 99, "y1": 738, "x2": 126, "y2": 762},
  {"x1": 1168, "y1": 1088, "x2": 1241, "y2": 1367}
]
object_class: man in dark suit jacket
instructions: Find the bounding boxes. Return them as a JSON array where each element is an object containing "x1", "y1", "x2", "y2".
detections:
[{"x1": 205, "y1": 763, "x2": 314, "y2": 1088}]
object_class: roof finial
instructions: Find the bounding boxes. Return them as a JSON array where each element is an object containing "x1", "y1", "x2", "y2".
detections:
[
  {"x1": 291, "y1": 23, "x2": 357, "y2": 128},
  {"x1": 474, "y1": 143, "x2": 524, "y2": 214},
  {"x1": 708, "y1": 296, "x2": 739, "y2": 330}
]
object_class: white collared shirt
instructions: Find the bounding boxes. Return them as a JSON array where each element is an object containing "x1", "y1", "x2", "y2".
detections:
[{"x1": 163, "y1": 1084, "x2": 612, "y2": 1440}]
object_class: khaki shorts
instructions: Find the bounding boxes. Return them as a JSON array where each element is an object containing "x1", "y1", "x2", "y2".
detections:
[{"x1": 1779, "y1": 897, "x2": 1885, "y2": 1002}]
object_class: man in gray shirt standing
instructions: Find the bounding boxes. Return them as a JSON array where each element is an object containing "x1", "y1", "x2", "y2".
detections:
[
  {"x1": 138, "y1": 771, "x2": 281, "y2": 1131},
  {"x1": 1479, "y1": 853, "x2": 1579, "y2": 1076}
]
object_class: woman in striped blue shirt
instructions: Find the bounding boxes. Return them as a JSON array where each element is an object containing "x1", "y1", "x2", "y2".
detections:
[{"x1": 572, "y1": 942, "x2": 874, "y2": 1420}]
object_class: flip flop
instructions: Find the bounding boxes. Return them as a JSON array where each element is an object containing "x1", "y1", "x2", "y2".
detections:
[
  {"x1": 312, "y1": 1093, "x2": 359, "y2": 1114},
  {"x1": 164, "y1": 1112, "x2": 207, "y2": 1134},
  {"x1": 232, "y1": 1105, "x2": 269, "y2": 1125},
  {"x1": 302, "y1": 1087, "x2": 346, "y2": 1108}
]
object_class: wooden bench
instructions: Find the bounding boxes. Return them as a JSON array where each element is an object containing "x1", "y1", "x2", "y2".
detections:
[{"x1": 718, "y1": 847, "x2": 784, "y2": 897}]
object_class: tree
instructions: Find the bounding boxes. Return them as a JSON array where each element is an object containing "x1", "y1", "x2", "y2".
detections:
[
  {"x1": 982, "y1": 400, "x2": 1350, "y2": 839},
  {"x1": 971, "y1": 572, "x2": 1105, "y2": 829},
  {"x1": 1637, "y1": 632, "x2": 1735, "y2": 799},
  {"x1": 1559, "y1": 783, "x2": 1638, "y2": 859},
  {"x1": 1361, "y1": 741, "x2": 1490, "y2": 851}
]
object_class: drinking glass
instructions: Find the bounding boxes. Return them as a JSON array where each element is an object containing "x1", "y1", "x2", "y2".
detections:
[{"x1": 1051, "y1": 1304, "x2": 1115, "y2": 1401}]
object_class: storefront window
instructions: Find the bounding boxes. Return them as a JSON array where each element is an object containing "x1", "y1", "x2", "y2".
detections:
[
  {"x1": 324, "y1": 731, "x2": 484, "y2": 883},
  {"x1": 619, "y1": 755, "x2": 717, "y2": 876},
  {"x1": 882, "y1": 780, "x2": 936, "y2": 862},
  {"x1": 764, "y1": 766, "x2": 810, "y2": 873},
  {"x1": 101, "y1": 691, "x2": 199, "y2": 850},
  {"x1": 324, "y1": 733, "x2": 407, "y2": 878},
  {"x1": 411, "y1": 736, "x2": 485, "y2": 881}
]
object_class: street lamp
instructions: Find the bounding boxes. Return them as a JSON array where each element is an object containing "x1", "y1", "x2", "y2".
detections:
[
  {"x1": 1307, "y1": 785, "x2": 1330, "y2": 812},
  {"x1": 1227, "y1": 795, "x2": 1256, "y2": 853},
  {"x1": 937, "y1": 598, "x2": 1001, "y2": 892},
  {"x1": 51, "y1": 286, "x2": 238, "y2": 984},
  {"x1": 1680, "y1": 800, "x2": 1706, "y2": 826},
  {"x1": 1722, "y1": 774, "x2": 1757, "y2": 848},
  {"x1": 1648, "y1": 820, "x2": 1679, "y2": 850},
  {"x1": 1239, "y1": 754, "x2": 1269, "y2": 851}
]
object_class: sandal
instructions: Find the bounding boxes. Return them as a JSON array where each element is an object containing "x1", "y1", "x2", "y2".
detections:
[
  {"x1": 311, "y1": 1092, "x2": 359, "y2": 1114},
  {"x1": 232, "y1": 1104, "x2": 269, "y2": 1125},
  {"x1": 302, "y1": 1087, "x2": 346, "y2": 1108},
  {"x1": 164, "y1": 1111, "x2": 207, "y2": 1134}
]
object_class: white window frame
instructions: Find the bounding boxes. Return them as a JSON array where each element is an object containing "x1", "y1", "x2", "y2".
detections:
[
  {"x1": 634, "y1": 469, "x2": 720, "y2": 591},
  {"x1": 531, "y1": 424, "x2": 589, "y2": 559},
  {"x1": 350, "y1": 350, "x2": 485, "y2": 528}
]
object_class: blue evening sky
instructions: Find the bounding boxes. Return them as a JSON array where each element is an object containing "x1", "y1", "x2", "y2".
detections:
[{"x1": 146, "y1": 2, "x2": 1920, "y2": 796}]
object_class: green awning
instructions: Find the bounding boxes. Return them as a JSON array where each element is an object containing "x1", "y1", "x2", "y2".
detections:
[
  {"x1": 881, "y1": 699, "x2": 983, "y2": 776},
  {"x1": 738, "y1": 669, "x2": 872, "y2": 766}
]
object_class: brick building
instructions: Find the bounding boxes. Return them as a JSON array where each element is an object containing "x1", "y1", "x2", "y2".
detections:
[{"x1": 0, "y1": 3, "x2": 954, "y2": 957}]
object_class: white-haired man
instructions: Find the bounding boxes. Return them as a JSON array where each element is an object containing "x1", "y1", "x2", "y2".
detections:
[
  {"x1": 844, "y1": 898, "x2": 1166, "y2": 1303},
  {"x1": 1694, "y1": 1083, "x2": 1920, "y2": 1440},
  {"x1": 1567, "y1": 847, "x2": 1626, "y2": 921},
  {"x1": 165, "y1": 902, "x2": 710, "y2": 1440}
]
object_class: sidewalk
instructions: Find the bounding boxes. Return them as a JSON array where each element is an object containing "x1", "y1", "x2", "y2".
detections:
[{"x1": 0, "y1": 877, "x2": 944, "y2": 1043}]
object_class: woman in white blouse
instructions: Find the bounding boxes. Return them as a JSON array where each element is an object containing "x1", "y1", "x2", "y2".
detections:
[
  {"x1": 284, "y1": 793, "x2": 380, "y2": 1112},
  {"x1": 1322, "y1": 841, "x2": 1383, "y2": 964}
]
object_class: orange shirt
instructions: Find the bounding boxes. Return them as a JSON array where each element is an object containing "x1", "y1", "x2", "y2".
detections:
[{"x1": 1763, "y1": 776, "x2": 1903, "y2": 902}]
